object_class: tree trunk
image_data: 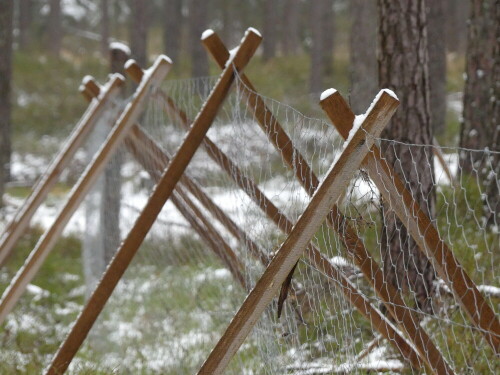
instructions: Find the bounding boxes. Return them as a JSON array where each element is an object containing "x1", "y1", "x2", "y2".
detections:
[
  {"x1": 48, "y1": 0, "x2": 62, "y2": 57},
  {"x1": 483, "y1": 0, "x2": 500, "y2": 227},
  {"x1": 322, "y1": 0, "x2": 335, "y2": 76},
  {"x1": 189, "y1": 0, "x2": 209, "y2": 77},
  {"x1": 164, "y1": 0, "x2": 182, "y2": 63},
  {"x1": 378, "y1": 0, "x2": 436, "y2": 314},
  {"x1": 349, "y1": 0, "x2": 377, "y2": 113},
  {"x1": 100, "y1": 0, "x2": 110, "y2": 56},
  {"x1": 459, "y1": 0, "x2": 496, "y2": 174},
  {"x1": 427, "y1": 0, "x2": 447, "y2": 135},
  {"x1": 103, "y1": 45, "x2": 129, "y2": 265},
  {"x1": 0, "y1": 0, "x2": 13, "y2": 207},
  {"x1": 262, "y1": 0, "x2": 278, "y2": 62},
  {"x1": 309, "y1": 0, "x2": 326, "y2": 93},
  {"x1": 445, "y1": 0, "x2": 469, "y2": 54},
  {"x1": 282, "y1": 0, "x2": 300, "y2": 55},
  {"x1": 130, "y1": 0, "x2": 148, "y2": 66},
  {"x1": 18, "y1": 0, "x2": 33, "y2": 50}
]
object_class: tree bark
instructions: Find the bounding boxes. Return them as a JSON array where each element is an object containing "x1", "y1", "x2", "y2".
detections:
[
  {"x1": 322, "y1": 0, "x2": 335, "y2": 76},
  {"x1": 427, "y1": 0, "x2": 447, "y2": 135},
  {"x1": 163, "y1": 0, "x2": 182, "y2": 63},
  {"x1": 103, "y1": 46, "x2": 129, "y2": 265},
  {"x1": 100, "y1": 0, "x2": 110, "y2": 56},
  {"x1": 0, "y1": 0, "x2": 13, "y2": 207},
  {"x1": 262, "y1": 0, "x2": 278, "y2": 61},
  {"x1": 309, "y1": 0, "x2": 326, "y2": 93},
  {"x1": 349, "y1": 0, "x2": 377, "y2": 113},
  {"x1": 48, "y1": 0, "x2": 62, "y2": 56},
  {"x1": 483, "y1": 0, "x2": 500, "y2": 227},
  {"x1": 378, "y1": 0, "x2": 436, "y2": 314},
  {"x1": 189, "y1": 0, "x2": 209, "y2": 77},
  {"x1": 130, "y1": 0, "x2": 148, "y2": 66},
  {"x1": 459, "y1": 0, "x2": 496, "y2": 174},
  {"x1": 282, "y1": 0, "x2": 300, "y2": 55},
  {"x1": 445, "y1": 0, "x2": 469, "y2": 54},
  {"x1": 18, "y1": 0, "x2": 33, "y2": 50}
]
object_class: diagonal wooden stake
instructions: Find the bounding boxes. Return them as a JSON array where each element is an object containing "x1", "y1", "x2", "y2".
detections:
[
  {"x1": 198, "y1": 91, "x2": 399, "y2": 374},
  {"x1": 0, "y1": 56, "x2": 171, "y2": 326},
  {"x1": 0, "y1": 75, "x2": 124, "y2": 267},
  {"x1": 125, "y1": 60, "x2": 422, "y2": 368},
  {"x1": 322, "y1": 90, "x2": 500, "y2": 355},
  {"x1": 44, "y1": 28, "x2": 261, "y2": 375},
  {"x1": 202, "y1": 32, "x2": 453, "y2": 375},
  {"x1": 83, "y1": 79, "x2": 247, "y2": 289}
]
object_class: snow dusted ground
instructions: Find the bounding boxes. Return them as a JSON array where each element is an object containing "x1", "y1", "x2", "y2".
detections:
[{"x1": 2, "y1": 99, "x2": 495, "y2": 373}]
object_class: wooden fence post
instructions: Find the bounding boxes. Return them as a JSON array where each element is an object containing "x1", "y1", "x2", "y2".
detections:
[
  {"x1": 0, "y1": 56, "x2": 172, "y2": 326},
  {"x1": 322, "y1": 90, "x2": 500, "y2": 355},
  {"x1": 198, "y1": 90, "x2": 399, "y2": 374},
  {"x1": 44, "y1": 28, "x2": 261, "y2": 375},
  {"x1": 202, "y1": 32, "x2": 452, "y2": 375},
  {"x1": 0, "y1": 75, "x2": 124, "y2": 266},
  {"x1": 124, "y1": 60, "x2": 423, "y2": 369},
  {"x1": 81, "y1": 79, "x2": 247, "y2": 289}
]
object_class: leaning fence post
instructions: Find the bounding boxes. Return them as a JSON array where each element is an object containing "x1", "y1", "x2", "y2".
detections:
[
  {"x1": 44, "y1": 28, "x2": 261, "y2": 375},
  {"x1": 0, "y1": 56, "x2": 171, "y2": 327},
  {"x1": 323, "y1": 89, "x2": 500, "y2": 355},
  {"x1": 123, "y1": 60, "x2": 423, "y2": 368},
  {"x1": 0, "y1": 75, "x2": 124, "y2": 267},
  {"x1": 81, "y1": 77, "x2": 248, "y2": 290},
  {"x1": 202, "y1": 31, "x2": 452, "y2": 375},
  {"x1": 198, "y1": 90, "x2": 399, "y2": 375}
]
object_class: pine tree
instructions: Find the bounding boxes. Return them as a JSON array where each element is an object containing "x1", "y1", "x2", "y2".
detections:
[{"x1": 378, "y1": 0, "x2": 436, "y2": 313}]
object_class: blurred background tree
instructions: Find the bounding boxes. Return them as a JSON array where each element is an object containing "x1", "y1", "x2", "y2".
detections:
[{"x1": 0, "y1": 0, "x2": 496, "y2": 207}]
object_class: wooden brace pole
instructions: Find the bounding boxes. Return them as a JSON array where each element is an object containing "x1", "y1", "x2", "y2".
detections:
[
  {"x1": 198, "y1": 91, "x2": 399, "y2": 374},
  {"x1": 45, "y1": 29, "x2": 261, "y2": 375},
  {"x1": 82, "y1": 80, "x2": 248, "y2": 289},
  {"x1": 124, "y1": 60, "x2": 422, "y2": 368},
  {"x1": 84, "y1": 79, "x2": 248, "y2": 289},
  {"x1": 0, "y1": 75, "x2": 124, "y2": 267},
  {"x1": 202, "y1": 32, "x2": 452, "y2": 375},
  {"x1": 0, "y1": 56, "x2": 172, "y2": 327},
  {"x1": 322, "y1": 91, "x2": 500, "y2": 354}
]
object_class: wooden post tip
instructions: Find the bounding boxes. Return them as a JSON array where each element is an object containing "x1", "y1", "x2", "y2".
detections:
[
  {"x1": 201, "y1": 29, "x2": 215, "y2": 40},
  {"x1": 245, "y1": 27, "x2": 262, "y2": 38},
  {"x1": 81, "y1": 76, "x2": 101, "y2": 98},
  {"x1": 124, "y1": 59, "x2": 143, "y2": 83},
  {"x1": 319, "y1": 88, "x2": 338, "y2": 102}
]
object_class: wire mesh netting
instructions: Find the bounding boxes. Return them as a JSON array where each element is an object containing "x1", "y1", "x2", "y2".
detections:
[{"x1": 1, "y1": 68, "x2": 499, "y2": 374}]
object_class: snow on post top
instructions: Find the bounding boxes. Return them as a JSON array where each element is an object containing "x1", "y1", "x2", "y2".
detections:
[
  {"x1": 382, "y1": 88, "x2": 398, "y2": 100},
  {"x1": 320, "y1": 88, "x2": 337, "y2": 101},
  {"x1": 245, "y1": 27, "x2": 262, "y2": 37},
  {"x1": 201, "y1": 29, "x2": 215, "y2": 40},
  {"x1": 159, "y1": 54, "x2": 173, "y2": 64},
  {"x1": 110, "y1": 73, "x2": 125, "y2": 83},
  {"x1": 124, "y1": 59, "x2": 138, "y2": 70},
  {"x1": 82, "y1": 75, "x2": 93, "y2": 85},
  {"x1": 109, "y1": 41, "x2": 131, "y2": 55}
]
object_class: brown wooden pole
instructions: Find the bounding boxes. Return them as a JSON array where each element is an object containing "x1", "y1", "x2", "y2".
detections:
[
  {"x1": 198, "y1": 91, "x2": 399, "y2": 374},
  {"x1": 82, "y1": 80, "x2": 248, "y2": 290},
  {"x1": 202, "y1": 32, "x2": 452, "y2": 375},
  {"x1": 0, "y1": 75, "x2": 124, "y2": 267},
  {"x1": 123, "y1": 60, "x2": 422, "y2": 368},
  {"x1": 45, "y1": 29, "x2": 261, "y2": 375},
  {"x1": 83, "y1": 81, "x2": 248, "y2": 289},
  {"x1": 83, "y1": 80, "x2": 420, "y2": 367},
  {"x1": 323, "y1": 91, "x2": 500, "y2": 355},
  {"x1": 0, "y1": 56, "x2": 172, "y2": 327}
]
